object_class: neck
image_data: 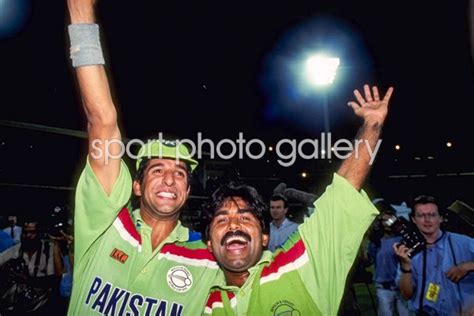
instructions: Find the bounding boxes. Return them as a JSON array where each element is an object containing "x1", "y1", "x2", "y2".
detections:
[
  {"x1": 423, "y1": 230, "x2": 442, "y2": 244},
  {"x1": 140, "y1": 209, "x2": 179, "y2": 250},
  {"x1": 272, "y1": 217, "x2": 286, "y2": 228},
  {"x1": 224, "y1": 270, "x2": 250, "y2": 288}
]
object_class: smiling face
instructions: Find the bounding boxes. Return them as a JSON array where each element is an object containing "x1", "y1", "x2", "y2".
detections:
[
  {"x1": 133, "y1": 158, "x2": 190, "y2": 221},
  {"x1": 207, "y1": 197, "x2": 268, "y2": 274}
]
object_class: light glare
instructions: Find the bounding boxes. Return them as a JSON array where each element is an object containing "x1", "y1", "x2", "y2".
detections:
[{"x1": 305, "y1": 55, "x2": 340, "y2": 86}]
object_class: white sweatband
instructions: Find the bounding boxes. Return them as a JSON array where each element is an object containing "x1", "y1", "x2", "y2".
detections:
[{"x1": 68, "y1": 23, "x2": 105, "y2": 67}]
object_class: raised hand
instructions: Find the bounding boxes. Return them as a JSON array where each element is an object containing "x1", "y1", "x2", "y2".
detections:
[
  {"x1": 348, "y1": 84, "x2": 394, "y2": 126},
  {"x1": 393, "y1": 243, "x2": 412, "y2": 269}
]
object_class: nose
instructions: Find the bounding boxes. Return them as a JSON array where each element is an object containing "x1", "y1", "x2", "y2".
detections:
[
  {"x1": 228, "y1": 216, "x2": 241, "y2": 231},
  {"x1": 162, "y1": 171, "x2": 175, "y2": 186}
]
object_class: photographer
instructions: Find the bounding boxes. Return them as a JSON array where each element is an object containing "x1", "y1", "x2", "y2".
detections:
[
  {"x1": 0, "y1": 220, "x2": 62, "y2": 313},
  {"x1": 393, "y1": 195, "x2": 474, "y2": 315},
  {"x1": 368, "y1": 201, "x2": 409, "y2": 316}
]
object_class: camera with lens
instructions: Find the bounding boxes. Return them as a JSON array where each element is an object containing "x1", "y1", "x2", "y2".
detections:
[
  {"x1": 382, "y1": 214, "x2": 426, "y2": 257},
  {"x1": 47, "y1": 205, "x2": 69, "y2": 238}
]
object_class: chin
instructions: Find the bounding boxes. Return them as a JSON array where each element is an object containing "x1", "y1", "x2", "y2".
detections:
[{"x1": 223, "y1": 260, "x2": 250, "y2": 272}]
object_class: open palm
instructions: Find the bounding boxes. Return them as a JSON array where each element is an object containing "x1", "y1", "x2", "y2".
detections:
[{"x1": 348, "y1": 85, "x2": 394, "y2": 125}]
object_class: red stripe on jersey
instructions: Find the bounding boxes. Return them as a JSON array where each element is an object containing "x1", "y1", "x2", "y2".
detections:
[
  {"x1": 117, "y1": 207, "x2": 141, "y2": 244},
  {"x1": 205, "y1": 290, "x2": 235, "y2": 308},
  {"x1": 161, "y1": 243, "x2": 216, "y2": 261},
  {"x1": 206, "y1": 290, "x2": 222, "y2": 308},
  {"x1": 261, "y1": 239, "x2": 306, "y2": 277}
]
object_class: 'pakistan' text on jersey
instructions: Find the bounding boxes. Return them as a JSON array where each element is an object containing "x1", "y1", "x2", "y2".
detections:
[
  {"x1": 203, "y1": 173, "x2": 379, "y2": 315},
  {"x1": 68, "y1": 159, "x2": 220, "y2": 315}
]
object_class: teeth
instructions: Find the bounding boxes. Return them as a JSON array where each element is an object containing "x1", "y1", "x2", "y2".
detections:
[
  {"x1": 156, "y1": 192, "x2": 176, "y2": 198},
  {"x1": 225, "y1": 236, "x2": 247, "y2": 245}
]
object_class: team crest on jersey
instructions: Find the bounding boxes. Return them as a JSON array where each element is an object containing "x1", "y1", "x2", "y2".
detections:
[
  {"x1": 271, "y1": 300, "x2": 301, "y2": 316},
  {"x1": 167, "y1": 266, "x2": 193, "y2": 292}
]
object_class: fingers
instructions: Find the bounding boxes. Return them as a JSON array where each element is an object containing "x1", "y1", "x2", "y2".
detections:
[
  {"x1": 364, "y1": 85, "x2": 373, "y2": 102},
  {"x1": 353, "y1": 89, "x2": 366, "y2": 105},
  {"x1": 446, "y1": 265, "x2": 466, "y2": 283},
  {"x1": 354, "y1": 85, "x2": 393, "y2": 104},
  {"x1": 372, "y1": 86, "x2": 380, "y2": 101},
  {"x1": 383, "y1": 87, "x2": 394, "y2": 103},
  {"x1": 446, "y1": 270, "x2": 459, "y2": 283}
]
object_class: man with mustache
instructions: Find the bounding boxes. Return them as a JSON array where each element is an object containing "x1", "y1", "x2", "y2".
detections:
[
  {"x1": 202, "y1": 84, "x2": 393, "y2": 315},
  {"x1": 65, "y1": 0, "x2": 219, "y2": 314}
]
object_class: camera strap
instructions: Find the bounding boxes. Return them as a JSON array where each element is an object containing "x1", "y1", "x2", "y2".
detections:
[
  {"x1": 32, "y1": 241, "x2": 50, "y2": 277},
  {"x1": 419, "y1": 247, "x2": 427, "y2": 314},
  {"x1": 447, "y1": 234, "x2": 463, "y2": 315},
  {"x1": 32, "y1": 242, "x2": 44, "y2": 277}
]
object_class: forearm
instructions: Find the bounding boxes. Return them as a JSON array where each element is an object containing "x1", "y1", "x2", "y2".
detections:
[
  {"x1": 461, "y1": 261, "x2": 474, "y2": 272},
  {"x1": 337, "y1": 120, "x2": 382, "y2": 190},
  {"x1": 53, "y1": 244, "x2": 65, "y2": 276},
  {"x1": 399, "y1": 272, "x2": 414, "y2": 299}
]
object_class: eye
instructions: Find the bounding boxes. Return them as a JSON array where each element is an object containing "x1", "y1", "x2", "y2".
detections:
[
  {"x1": 151, "y1": 168, "x2": 164, "y2": 175},
  {"x1": 240, "y1": 215, "x2": 252, "y2": 222},
  {"x1": 214, "y1": 216, "x2": 228, "y2": 224},
  {"x1": 175, "y1": 170, "x2": 186, "y2": 179}
]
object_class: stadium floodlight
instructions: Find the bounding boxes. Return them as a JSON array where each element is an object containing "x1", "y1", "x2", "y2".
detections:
[{"x1": 305, "y1": 55, "x2": 340, "y2": 86}]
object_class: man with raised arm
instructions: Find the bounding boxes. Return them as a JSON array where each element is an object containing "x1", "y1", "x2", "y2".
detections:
[
  {"x1": 202, "y1": 85, "x2": 393, "y2": 315},
  {"x1": 66, "y1": 1, "x2": 218, "y2": 314}
]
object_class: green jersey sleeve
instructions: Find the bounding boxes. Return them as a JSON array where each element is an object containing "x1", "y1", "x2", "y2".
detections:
[
  {"x1": 297, "y1": 173, "x2": 378, "y2": 315},
  {"x1": 74, "y1": 157, "x2": 132, "y2": 261}
]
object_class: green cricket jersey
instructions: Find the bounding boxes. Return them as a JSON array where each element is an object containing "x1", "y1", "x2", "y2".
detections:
[
  {"x1": 68, "y1": 158, "x2": 221, "y2": 315},
  {"x1": 203, "y1": 173, "x2": 379, "y2": 315}
]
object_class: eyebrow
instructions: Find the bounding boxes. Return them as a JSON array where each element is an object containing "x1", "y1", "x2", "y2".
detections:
[
  {"x1": 214, "y1": 208, "x2": 253, "y2": 217},
  {"x1": 214, "y1": 210, "x2": 229, "y2": 217},
  {"x1": 147, "y1": 161, "x2": 188, "y2": 173}
]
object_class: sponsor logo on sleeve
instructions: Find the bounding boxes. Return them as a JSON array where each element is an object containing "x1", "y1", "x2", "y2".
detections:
[{"x1": 110, "y1": 248, "x2": 129, "y2": 264}]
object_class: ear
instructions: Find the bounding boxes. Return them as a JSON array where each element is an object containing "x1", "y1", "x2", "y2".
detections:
[
  {"x1": 133, "y1": 180, "x2": 142, "y2": 197},
  {"x1": 206, "y1": 240, "x2": 213, "y2": 253},
  {"x1": 186, "y1": 186, "x2": 191, "y2": 197},
  {"x1": 262, "y1": 233, "x2": 269, "y2": 247},
  {"x1": 283, "y1": 207, "x2": 289, "y2": 215}
]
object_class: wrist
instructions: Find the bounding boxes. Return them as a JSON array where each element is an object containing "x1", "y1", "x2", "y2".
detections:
[
  {"x1": 363, "y1": 118, "x2": 383, "y2": 131},
  {"x1": 69, "y1": 7, "x2": 95, "y2": 24},
  {"x1": 400, "y1": 266, "x2": 412, "y2": 273}
]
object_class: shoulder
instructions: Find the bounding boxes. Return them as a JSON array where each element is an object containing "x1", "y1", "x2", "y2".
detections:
[
  {"x1": 446, "y1": 231, "x2": 473, "y2": 243},
  {"x1": 161, "y1": 240, "x2": 218, "y2": 268}
]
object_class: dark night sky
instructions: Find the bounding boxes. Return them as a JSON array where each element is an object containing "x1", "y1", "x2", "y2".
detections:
[{"x1": 1, "y1": 0, "x2": 473, "y2": 217}]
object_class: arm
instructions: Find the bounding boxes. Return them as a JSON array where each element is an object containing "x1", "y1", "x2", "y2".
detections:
[
  {"x1": 337, "y1": 85, "x2": 394, "y2": 190},
  {"x1": 393, "y1": 243, "x2": 415, "y2": 299},
  {"x1": 295, "y1": 85, "x2": 392, "y2": 314},
  {"x1": 53, "y1": 242, "x2": 65, "y2": 277},
  {"x1": 67, "y1": 0, "x2": 122, "y2": 195},
  {"x1": 446, "y1": 261, "x2": 474, "y2": 283}
]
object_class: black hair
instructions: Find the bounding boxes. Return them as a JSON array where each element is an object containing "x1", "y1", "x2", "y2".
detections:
[
  {"x1": 201, "y1": 183, "x2": 268, "y2": 242},
  {"x1": 270, "y1": 194, "x2": 288, "y2": 208},
  {"x1": 373, "y1": 200, "x2": 396, "y2": 216},
  {"x1": 410, "y1": 195, "x2": 442, "y2": 218}
]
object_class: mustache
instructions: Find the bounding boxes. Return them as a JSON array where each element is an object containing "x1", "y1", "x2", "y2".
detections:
[{"x1": 220, "y1": 230, "x2": 251, "y2": 246}]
